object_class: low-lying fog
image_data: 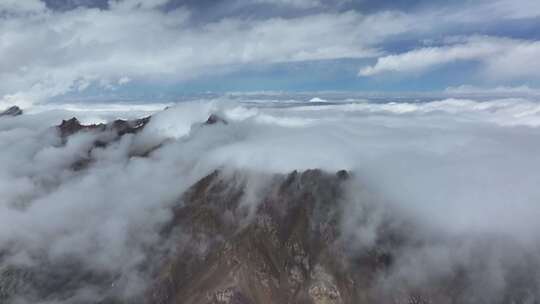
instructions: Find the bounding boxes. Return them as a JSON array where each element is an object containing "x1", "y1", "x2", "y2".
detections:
[{"x1": 1, "y1": 97, "x2": 540, "y2": 302}]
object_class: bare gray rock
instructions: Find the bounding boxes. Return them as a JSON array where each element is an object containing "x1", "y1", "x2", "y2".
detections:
[{"x1": 0, "y1": 106, "x2": 22, "y2": 117}]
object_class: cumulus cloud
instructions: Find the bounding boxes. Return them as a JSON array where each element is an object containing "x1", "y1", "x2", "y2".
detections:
[
  {"x1": 0, "y1": 0, "x2": 538, "y2": 103},
  {"x1": 0, "y1": 0, "x2": 538, "y2": 105},
  {"x1": 359, "y1": 36, "x2": 540, "y2": 80},
  {"x1": 1, "y1": 3, "x2": 408, "y2": 105}
]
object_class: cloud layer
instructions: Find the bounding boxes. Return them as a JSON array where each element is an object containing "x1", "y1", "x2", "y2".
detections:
[{"x1": 2, "y1": 97, "x2": 540, "y2": 301}]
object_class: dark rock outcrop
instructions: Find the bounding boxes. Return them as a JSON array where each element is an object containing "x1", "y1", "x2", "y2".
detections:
[
  {"x1": 57, "y1": 116, "x2": 150, "y2": 139},
  {"x1": 205, "y1": 114, "x2": 228, "y2": 125},
  {"x1": 57, "y1": 117, "x2": 106, "y2": 138},
  {"x1": 0, "y1": 260, "x2": 116, "y2": 304},
  {"x1": 57, "y1": 114, "x2": 227, "y2": 171},
  {"x1": 151, "y1": 169, "x2": 361, "y2": 304},
  {"x1": 56, "y1": 116, "x2": 153, "y2": 171},
  {"x1": 0, "y1": 106, "x2": 23, "y2": 117}
]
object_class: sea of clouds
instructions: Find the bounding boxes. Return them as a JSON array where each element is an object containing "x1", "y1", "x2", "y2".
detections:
[{"x1": 1, "y1": 96, "x2": 540, "y2": 302}]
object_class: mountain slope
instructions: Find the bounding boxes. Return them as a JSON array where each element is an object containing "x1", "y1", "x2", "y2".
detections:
[{"x1": 150, "y1": 169, "x2": 385, "y2": 304}]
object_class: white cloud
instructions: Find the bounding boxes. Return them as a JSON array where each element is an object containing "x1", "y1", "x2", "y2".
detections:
[
  {"x1": 445, "y1": 85, "x2": 540, "y2": 96},
  {"x1": 453, "y1": 0, "x2": 540, "y2": 21},
  {"x1": 1, "y1": 5, "x2": 411, "y2": 105},
  {"x1": 0, "y1": 0, "x2": 46, "y2": 13},
  {"x1": 252, "y1": 0, "x2": 323, "y2": 9},
  {"x1": 117, "y1": 76, "x2": 131, "y2": 85},
  {"x1": 359, "y1": 36, "x2": 540, "y2": 81},
  {"x1": 483, "y1": 40, "x2": 540, "y2": 81}
]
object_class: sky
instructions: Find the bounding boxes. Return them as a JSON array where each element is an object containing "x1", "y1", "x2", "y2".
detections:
[{"x1": 1, "y1": 0, "x2": 540, "y2": 104}]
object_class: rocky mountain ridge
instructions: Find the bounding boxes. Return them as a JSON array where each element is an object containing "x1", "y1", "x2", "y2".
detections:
[{"x1": 0, "y1": 106, "x2": 23, "y2": 117}]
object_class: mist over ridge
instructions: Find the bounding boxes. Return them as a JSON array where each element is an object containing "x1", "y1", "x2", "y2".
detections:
[{"x1": 1, "y1": 96, "x2": 540, "y2": 303}]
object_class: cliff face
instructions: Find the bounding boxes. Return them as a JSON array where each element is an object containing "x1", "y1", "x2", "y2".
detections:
[
  {"x1": 57, "y1": 116, "x2": 151, "y2": 139},
  {"x1": 147, "y1": 168, "x2": 402, "y2": 304}
]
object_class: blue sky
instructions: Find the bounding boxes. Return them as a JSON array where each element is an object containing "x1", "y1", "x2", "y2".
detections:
[{"x1": 1, "y1": 0, "x2": 540, "y2": 104}]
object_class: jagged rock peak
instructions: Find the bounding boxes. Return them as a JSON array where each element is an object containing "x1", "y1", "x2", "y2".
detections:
[
  {"x1": 110, "y1": 116, "x2": 151, "y2": 136},
  {"x1": 57, "y1": 116, "x2": 151, "y2": 138},
  {"x1": 58, "y1": 117, "x2": 105, "y2": 137},
  {"x1": 0, "y1": 106, "x2": 23, "y2": 117},
  {"x1": 154, "y1": 169, "x2": 353, "y2": 304},
  {"x1": 205, "y1": 114, "x2": 228, "y2": 125},
  {"x1": 57, "y1": 112, "x2": 224, "y2": 139}
]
